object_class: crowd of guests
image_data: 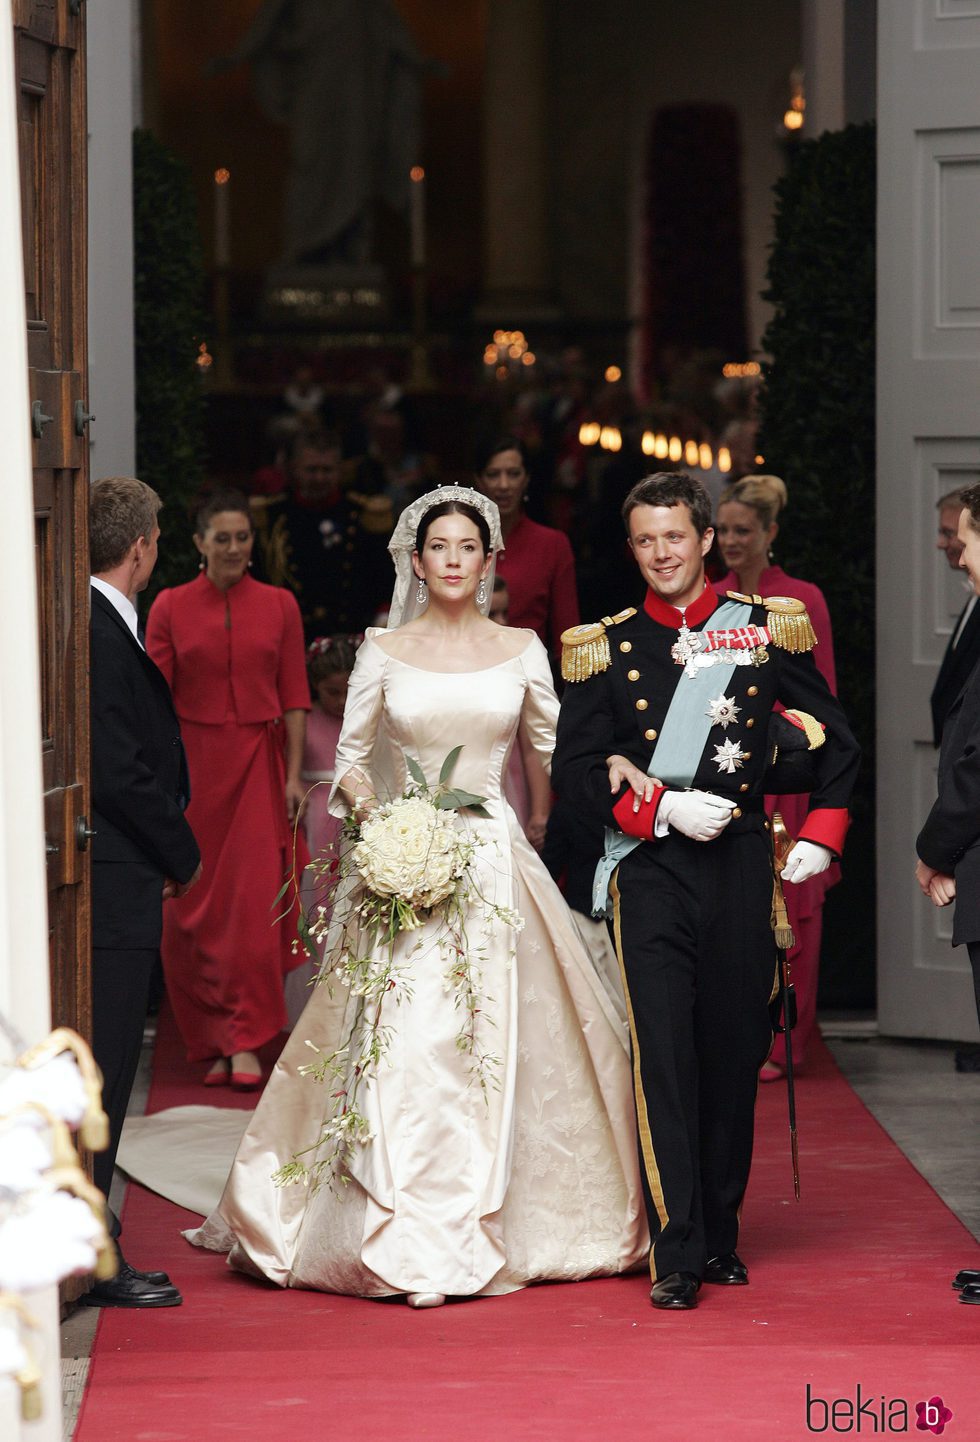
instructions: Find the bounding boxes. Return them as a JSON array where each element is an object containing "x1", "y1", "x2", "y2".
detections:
[{"x1": 83, "y1": 397, "x2": 980, "y2": 1313}]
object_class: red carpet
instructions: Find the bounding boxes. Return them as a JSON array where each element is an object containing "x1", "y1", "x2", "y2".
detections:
[{"x1": 76, "y1": 1012, "x2": 979, "y2": 1442}]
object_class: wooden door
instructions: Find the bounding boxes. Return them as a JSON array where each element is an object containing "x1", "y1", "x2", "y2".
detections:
[
  {"x1": 16, "y1": 0, "x2": 92, "y2": 1045},
  {"x1": 877, "y1": 1, "x2": 980, "y2": 1039}
]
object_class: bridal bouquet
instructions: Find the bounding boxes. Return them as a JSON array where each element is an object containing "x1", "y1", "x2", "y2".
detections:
[{"x1": 276, "y1": 748, "x2": 522, "y2": 1190}]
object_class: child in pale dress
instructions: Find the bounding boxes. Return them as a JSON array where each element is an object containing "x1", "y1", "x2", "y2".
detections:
[{"x1": 285, "y1": 635, "x2": 359, "y2": 1026}]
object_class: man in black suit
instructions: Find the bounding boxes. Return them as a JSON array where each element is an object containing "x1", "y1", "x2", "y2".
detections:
[
  {"x1": 86, "y1": 477, "x2": 201, "y2": 1308},
  {"x1": 930, "y1": 488, "x2": 980, "y2": 747},
  {"x1": 929, "y1": 487, "x2": 980, "y2": 1073},
  {"x1": 916, "y1": 481, "x2": 980, "y2": 1306}
]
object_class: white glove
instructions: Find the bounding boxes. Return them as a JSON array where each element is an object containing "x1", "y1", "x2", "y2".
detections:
[
  {"x1": 782, "y1": 839, "x2": 832, "y2": 885},
  {"x1": 657, "y1": 789, "x2": 735, "y2": 842}
]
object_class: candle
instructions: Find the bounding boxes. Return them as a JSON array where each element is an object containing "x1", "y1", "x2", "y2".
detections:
[
  {"x1": 214, "y1": 168, "x2": 230, "y2": 269},
  {"x1": 409, "y1": 165, "x2": 425, "y2": 268}
]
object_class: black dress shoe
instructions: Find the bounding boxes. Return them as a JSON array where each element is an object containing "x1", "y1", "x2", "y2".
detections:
[
  {"x1": 704, "y1": 1251, "x2": 749, "y2": 1285},
  {"x1": 650, "y1": 1272, "x2": 700, "y2": 1309},
  {"x1": 952, "y1": 1268, "x2": 980, "y2": 1290},
  {"x1": 128, "y1": 1265, "x2": 172, "y2": 1287},
  {"x1": 959, "y1": 1283, "x2": 980, "y2": 1305},
  {"x1": 83, "y1": 1261, "x2": 182, "y2": 1309}
]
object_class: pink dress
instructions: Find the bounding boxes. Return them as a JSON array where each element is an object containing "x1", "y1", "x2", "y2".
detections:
[
  {"x1": 715, "y1": 565, "x2": 838, "y2": 1068},
  {"x1": 302, "y1": 705, "x2": 343, "y2": 861}
]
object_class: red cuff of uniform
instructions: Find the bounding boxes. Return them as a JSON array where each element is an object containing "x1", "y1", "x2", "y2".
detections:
[
  {"x1": 612, "y1": 784, "x2": 665, "y2": 841},
  {"x1": 798, "y1": 807, "x2": 850, "y2": 856}
]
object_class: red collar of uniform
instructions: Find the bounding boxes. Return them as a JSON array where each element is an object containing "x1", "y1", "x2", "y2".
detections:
[{"x1": 643, "y1": 582, "x2": 718, "y2": 629}]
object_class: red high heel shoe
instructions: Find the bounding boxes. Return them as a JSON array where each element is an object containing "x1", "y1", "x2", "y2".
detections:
[
  {"x1": 229, "y1": 1053, "x2": 262, "y2": 1091},
  {"x1": 203, "y1": 1059, "x2": 230, "y2": 1088}
]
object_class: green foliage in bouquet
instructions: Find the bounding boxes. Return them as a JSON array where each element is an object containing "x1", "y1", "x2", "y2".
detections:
[{"x1": 274, "y1": 748, "x2": 522, "y2": 1191}]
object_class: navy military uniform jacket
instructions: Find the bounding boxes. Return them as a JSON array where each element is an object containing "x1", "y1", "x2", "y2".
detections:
[
  {"x1": 252, "y1": 489, "x2": 391, "y2": 639},
  {"x1": 553, "y1": 584, "x2": 859, "y2": 857}
]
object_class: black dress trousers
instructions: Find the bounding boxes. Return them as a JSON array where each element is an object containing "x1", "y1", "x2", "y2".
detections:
[{"x1": 609, "y1": 821, "x2": 776, "y2": 1280}]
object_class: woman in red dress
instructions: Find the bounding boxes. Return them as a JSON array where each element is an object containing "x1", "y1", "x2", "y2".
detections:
[
  {"x1": 475, "y1": 436, "x2": 579, "y2": 664},
  {"x1": 146, "y1": 491, "x2": 311, "y2": 1088},
  {"x1": 714, "y1": 474, "x2": 838, "y2": 1079}
]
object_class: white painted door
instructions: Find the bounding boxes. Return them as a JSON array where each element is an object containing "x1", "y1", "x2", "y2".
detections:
[{"x1": 877, "y1": 0, "x2": 980, "y2": 1038}]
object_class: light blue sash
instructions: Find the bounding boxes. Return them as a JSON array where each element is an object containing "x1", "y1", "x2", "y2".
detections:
[{"x1": 591, "y1": 600, "x2": 753, "y2": 915}]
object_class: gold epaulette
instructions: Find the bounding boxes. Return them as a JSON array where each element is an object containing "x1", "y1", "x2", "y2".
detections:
[
  {"x1": 727, "y1": 590, "x2": 816, "y2": 653},
  {"x1": 762, "y1": 596, "x2": 817, "y2": 653},
  {"x1": 560, "y1": 608, "x2": 636, "y2": 683}
]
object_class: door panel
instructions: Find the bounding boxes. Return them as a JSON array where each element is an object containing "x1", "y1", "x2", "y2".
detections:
[
  {"x1": 14, "y1": 0, "x2": 92, "y2": 1066},
  {"x1": 877, "y1": 0, "x2": 980, "y2": 1038}
]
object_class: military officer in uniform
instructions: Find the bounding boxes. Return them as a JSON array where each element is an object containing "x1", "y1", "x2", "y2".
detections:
[
  {"x1": 251, "y1": 431, "x2": 392, "y2": 638},
  {"x1": 552, "y1": 472, "x2": 859, "y2": 1310}
]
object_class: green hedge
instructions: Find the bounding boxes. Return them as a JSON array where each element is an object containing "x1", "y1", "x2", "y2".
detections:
[
  {"x1": 758, "y1": 122, "x2": 876, "y2": 1006},
  {"x1": 132, "y1": 128, "x2": 207, "y2": 597}
]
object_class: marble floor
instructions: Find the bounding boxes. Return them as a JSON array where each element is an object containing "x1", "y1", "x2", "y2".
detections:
[{"x1": 60, "y1": 1017, "x2": 980, "y2": 1439}]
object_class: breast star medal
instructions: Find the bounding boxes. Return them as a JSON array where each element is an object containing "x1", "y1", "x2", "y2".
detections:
[
  {"x1": 706, "y1": 693, "x2": 741, "y2": 729},
  {"x1": 713, "y1": 737, "x2": 746, "y2": 774}
]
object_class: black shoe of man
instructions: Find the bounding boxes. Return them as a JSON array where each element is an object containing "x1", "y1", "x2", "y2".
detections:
[
  {"x1": 83, "y1": 1260, "x2": 182, "y2": 1309},
  {"x1": 128, "y1": 1265, "x2": 173, "y2": 1287},
  {"x1": 650, "y1": 1272, "x2": 700, "y2": 1309},
  {"x1": 952, "y1": 1268, "x2": 980, "y2": 1290},
  {"x1": 704, "y1": 1251, "x2": 749, "y2": 1285},
  {"x1": 959, "y1": 1283, "x2": 980, "y2": 1305}
]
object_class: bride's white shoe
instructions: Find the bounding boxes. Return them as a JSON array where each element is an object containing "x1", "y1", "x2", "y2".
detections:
[{"x1": 407, "y1": 1291, "x2": 446, "y2": 1309}]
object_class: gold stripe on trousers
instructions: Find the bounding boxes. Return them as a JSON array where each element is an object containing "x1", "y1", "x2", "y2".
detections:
[{"x1": 609, "y1": 867, "x2": 668, "y2": 1281}]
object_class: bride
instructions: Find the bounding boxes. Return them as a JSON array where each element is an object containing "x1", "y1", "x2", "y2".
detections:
[{"x1": 188, "y1": 485, "x2": 648, "y2": 1305}]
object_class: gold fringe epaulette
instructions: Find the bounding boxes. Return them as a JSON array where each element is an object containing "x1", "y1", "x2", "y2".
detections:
[
  {"x1": 762, "y1": 596, "x2": 817, "y2": 653},
  {"x1": 726, "y1": 590, "x2": 817, "y2": 651},
  {"x1": 561, "y1": 607, "x2": 636, "y2": 683}
]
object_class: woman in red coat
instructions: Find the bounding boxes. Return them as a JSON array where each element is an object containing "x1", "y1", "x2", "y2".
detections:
[
  {"x1": 714, "y1": 474, "x2": 838, "y2": 1079},
  {"x1": 475, "y1": 436, "x2": 579, "y2": 663},
  {"x1": 147, "y1": 491, "x2": 311, "y2": 1088}
]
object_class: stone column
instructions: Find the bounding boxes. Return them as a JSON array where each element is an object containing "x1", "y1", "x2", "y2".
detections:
[
  {"x1": 479, "y1": 0, "x2": 556, "y2": 319},
  {"x1": 801, "y1": 0, "x2": 845, "y2": 137}
]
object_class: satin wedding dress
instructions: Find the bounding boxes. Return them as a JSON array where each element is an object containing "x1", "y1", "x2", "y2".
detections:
[{"x1": 188, "y1": 630, "x2": 647, "y2": 1297}]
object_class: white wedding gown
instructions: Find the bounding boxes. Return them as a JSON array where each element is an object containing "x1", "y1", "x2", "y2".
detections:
[{"x1": 188, "y1": 630, "x2": 648, "y2": 1296}]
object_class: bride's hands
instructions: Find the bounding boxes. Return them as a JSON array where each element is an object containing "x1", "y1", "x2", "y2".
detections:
[{"x1": 606, "y1": 754, "x2": 661, "y2": 812}]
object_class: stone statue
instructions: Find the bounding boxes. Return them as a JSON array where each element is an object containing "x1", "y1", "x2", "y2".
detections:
[{"x1": 223, "y1": 0, "x2": 428, "y2": 266}]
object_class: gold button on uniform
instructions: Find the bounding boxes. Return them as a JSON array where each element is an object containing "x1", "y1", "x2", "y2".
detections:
[
  {"x1": 747, "y1": 686, "x2": 758, "y2": 697},
  {"x1": 746, "y1": 718, "x2": 755, "y2": 728},
  {"x1": 620, "y1": 641, "x2": 632, "y2": 653},
  {"x1": 627, "y1": 669, "x2": 640, "y2": 681},
  {"x1": 739, "y1": 783, "x2": 749, "y2": 792},
  {"x1": 635, "y1": 699, "x2": 648, "y2": 711},
  {"x1": 742, "y1": 750, "x2": 751, "y2": 759},
  {"x1": 732, "y1": 807, "x2": 742, "y2": 818},
  {"x1": 645, "y1": 728, "x2": 658, "y2": 741}
]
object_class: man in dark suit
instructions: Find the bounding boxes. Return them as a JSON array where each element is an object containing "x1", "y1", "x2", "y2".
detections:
[
  {"x1": 553, "y1": 473, "x2": 859, "y2": 1311},
  {"x1": 930, "y1": 487, "x2": 980, "y2": 747},
  {"x1": 916, "y1": 481, "x2": 980, "y2": 1306},
  {"x1": 86, "y1": 477, "x2": 201, "y2": 1308},
  {"x1": 929, "y1": 487, "x2": 980, "y2": 1073}
]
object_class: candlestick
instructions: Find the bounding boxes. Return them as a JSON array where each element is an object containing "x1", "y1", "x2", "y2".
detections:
[
  {"x1": 409, "y1": 165, "x2": 425, "y2": 268},
  {"x1": 214, "y1": 168, "x2": 230, "y2": 270}
]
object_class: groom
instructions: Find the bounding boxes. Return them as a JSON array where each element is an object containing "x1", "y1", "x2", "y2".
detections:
[{"x1": 553, "y1": 473, "x2": 859, "y2": 1309}]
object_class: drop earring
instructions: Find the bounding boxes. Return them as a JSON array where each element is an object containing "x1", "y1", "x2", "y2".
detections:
[
  {"x1": 416, "y1": 576, "x2": 427, "y2": 604},
  {"x1": 477, "y1": 578, "x2": 487, "y2": 606}
]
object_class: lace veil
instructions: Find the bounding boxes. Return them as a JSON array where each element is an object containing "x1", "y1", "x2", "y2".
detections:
[{"x1": 386, "y1": 483, "x2": 504, "y2": 628}]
